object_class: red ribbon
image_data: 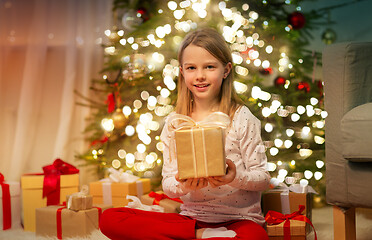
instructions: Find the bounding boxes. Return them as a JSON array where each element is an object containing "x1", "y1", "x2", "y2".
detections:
[
  {"x1": 42, "y1": 159, "x2": 79, "y2": 206},
  {"x1": 56, "y1": 204, "x2": 102, "y2": 239},
  {"x1": 148, "y1": 191, "x2": 183, "y2": 205},
  {"x1": 0, "y1": 173, "x2": 11, "y2": 230},
  {"x1": 265, "y1": 205, "x2": 317, "y2": 240},
  {"x1": 56, "y1": 203, "x2": 67, "y2": 239}
]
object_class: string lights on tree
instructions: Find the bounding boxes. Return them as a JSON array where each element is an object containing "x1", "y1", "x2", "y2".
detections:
[{"x1": 76, "y1": 0, "x2": 361, "y2": 204}]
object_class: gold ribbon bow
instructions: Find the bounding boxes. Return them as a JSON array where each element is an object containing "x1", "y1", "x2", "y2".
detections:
[{"x1": 167, "y1": 111, "x2": 231, "y2": 132}]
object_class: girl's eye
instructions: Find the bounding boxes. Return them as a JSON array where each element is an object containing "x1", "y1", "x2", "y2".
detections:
[
  {"x1": 187, "y1": 66, "x2": 195, "y2": 70},
  {"x1": 207, "y1": 65, "x2": 215, "y2": 69}
]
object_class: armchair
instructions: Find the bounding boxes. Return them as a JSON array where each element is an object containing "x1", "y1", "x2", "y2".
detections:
[{"x1": 323, "y1": 42, "x2": 372, "y2": 240}]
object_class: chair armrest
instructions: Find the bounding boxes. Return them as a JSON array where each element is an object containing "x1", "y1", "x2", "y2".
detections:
[{"x1": 341, "y1": 102, "x2": 372, "y2": 162}]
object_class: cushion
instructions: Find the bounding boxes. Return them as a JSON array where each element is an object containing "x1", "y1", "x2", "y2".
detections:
[{"x1": 341, "y1": 102, "x2": 372, "y2": 162}]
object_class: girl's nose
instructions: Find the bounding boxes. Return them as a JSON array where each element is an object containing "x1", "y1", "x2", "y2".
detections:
[{"x1": 196, "y1": 70, "x2": 206, "y2": 81}]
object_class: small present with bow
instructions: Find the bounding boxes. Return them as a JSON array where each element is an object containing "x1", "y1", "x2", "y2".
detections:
[
  {"x1": 89, "y1": 167, "x2": 151, "y2": 207},
  {"x1": 36, "y1": 202, "x2": 111, "y2": 239},
  {"x1": 21, "y1": 159, "x2": 79, "y2": 232},
  {"x1": 168, "y1": 112, "x2": 231, "y2": 179},
  {"x1": 265, "y1": 205, "x2": 317, "y2": 240},
  {"x1": 66, "y1": 185, "x2": 93, "y2": 211},
  {"x1": 140, "y1": 191, "x2": 183, "y2": 213},
  {"x1": 262, "y1": 174, "x2": 318, "y2": 239}
]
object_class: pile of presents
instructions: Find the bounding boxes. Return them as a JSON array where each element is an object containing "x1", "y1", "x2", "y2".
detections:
[
  {"x1": 1, "y1": 158, "x2": 317, "y2": 239},
  {"x1": 0, "y1": 159, "x2": 183, "y2": 239}
]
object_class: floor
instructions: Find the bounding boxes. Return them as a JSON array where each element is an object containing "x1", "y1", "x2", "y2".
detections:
[
  {"x1": 1, "y1": 205, "x2": 372, "y2": 240},
  {"x1": 310, "y1": 205, "x2": 372, "y2": 240}
]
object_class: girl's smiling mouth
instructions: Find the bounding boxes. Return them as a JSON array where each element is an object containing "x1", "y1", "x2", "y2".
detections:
[{"x1": 194, "y1": 84, "x2": 210, "y2": 88}]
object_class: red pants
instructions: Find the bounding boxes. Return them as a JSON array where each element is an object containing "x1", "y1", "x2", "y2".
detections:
[{"x1": 99, "y1": 207, "x2": 269, "y2": 240}]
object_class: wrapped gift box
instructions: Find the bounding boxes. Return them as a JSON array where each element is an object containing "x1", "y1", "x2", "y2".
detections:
[
  {"x1": 0, "y1": 180, "x2": 21, "y2": 230},
  {"x1": 66, "y1": 194, "x2": 93, "y2": 211},
  {"x1": 175, "y1": 127, "x2": 226, "y2": 179},
  {"x1": 36, "y1": 204, "x2": 111, "y2": 239},
  {"x1": 140, "y1": 191, "x2": 182, "y2": 213},
  {"x1": 90, "y1": 178, "x2": 151, "y2": 207},
  {"x1": 266, "y1": 220, "x2": 306, "y2": 240},
  {"x1": 21, "y1": 174, "x2": 79, "y2": 232},
  {"x1": 262, "y1": 191, "x2": 313, "y2": 220},
  {"x1": 262, "y1": 191, "x2": 314, "y2": 237}
]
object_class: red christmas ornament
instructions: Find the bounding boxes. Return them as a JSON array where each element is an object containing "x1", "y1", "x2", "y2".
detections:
[
  {"x1": 296, "y1": 81, "x2": 310, "y2": 93},
  {"x1": 137, "y1": 7, "x2": 150, "y2": 22},
  {"x1": 274, "y1": 76, "x2": 286, "y2": 86},
  {"x1": 105, "y1": 93, "x2": 116, "y2": 113},
  {"x1": 259, "y1": 67, "x2": 273, "y2": 75},
  {"x1": 288, "y1": 11, "x2": 306, "y2": 30}
]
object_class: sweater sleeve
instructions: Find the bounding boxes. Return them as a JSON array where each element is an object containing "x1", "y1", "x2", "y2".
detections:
[
  {"x1": 160, "y1": 116, "x2": 191, "y2": 198},
  {"x1": 228, "y1": 106, "x2": 271, "y2": 191}
]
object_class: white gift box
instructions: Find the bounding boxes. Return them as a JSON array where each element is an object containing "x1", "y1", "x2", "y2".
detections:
[{"x1": 0, "y1": 181, "x2": 21, "y2": 230}]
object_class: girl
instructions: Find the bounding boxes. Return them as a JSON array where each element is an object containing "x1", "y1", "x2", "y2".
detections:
[{"x1": 100, "y1": 28, "x2": 271, "y2": 240}]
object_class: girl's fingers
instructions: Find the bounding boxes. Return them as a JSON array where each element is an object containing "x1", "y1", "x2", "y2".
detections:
[
  {"x1": 182, "y1": 178, "x2": 209, "y2": 190},
  {"x1": 208, "y1": 177, "x2": 222, "y2": 188}
]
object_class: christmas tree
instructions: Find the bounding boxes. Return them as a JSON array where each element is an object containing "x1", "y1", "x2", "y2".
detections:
[{"x1": 76, "y1": 0, "x2": 337, "y2": 204}]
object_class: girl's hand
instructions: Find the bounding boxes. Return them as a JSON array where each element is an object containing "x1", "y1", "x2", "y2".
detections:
[
  {"x1": 208, "y1": 159, "x2": 236, "y2": 188},
  {"x1": 175, "y1": 173, "x2": 209, "y2": 191}
]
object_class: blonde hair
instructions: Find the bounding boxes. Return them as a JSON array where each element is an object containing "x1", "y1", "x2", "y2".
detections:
[{"x1": 175, "y1": 28, "x2": 243, "y2": 118}]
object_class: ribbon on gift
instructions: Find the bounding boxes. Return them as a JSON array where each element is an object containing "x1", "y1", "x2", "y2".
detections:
[
  {"x1": 56, "y1": 202, "x2": 102, "y2": 239},
  {"x1": 126, "y1": 195, "x2": 164, "y2": 212},
  {"x1": 167, "y1": 112, "x2": 231, "y2": 132},
  {"x1": 67, "y1": 185, "x2": 90, "y2": 210},
  {"x1": 0, "y1": 173, "x2": 11, "y2": 230},
  {"x1": 56, "y1": 202, "x2": 67, "y2": 239},
  {"x1": 265, "y1": 205, "x2": 317, "y2": 240},
  {"x1": 148, "y1": 191, "x2": 183, "y2": 205},
  {"x1": 42, "y1": 159, "x2": 79, "y2": 206},
  {"x1": 100, "y1": 168, "x2": 144, "y2": 205},
  {"x1": 167, "y1": 112, "x2": 230, "y2": 176}
]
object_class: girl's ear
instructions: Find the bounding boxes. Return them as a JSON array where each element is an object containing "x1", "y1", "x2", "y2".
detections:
[
  {"x1": 179, "y1": 66, "x2": 184, "y2": 77},
  {"x1": 224, "y1": 62, "x2": 232, "y2": 79}
]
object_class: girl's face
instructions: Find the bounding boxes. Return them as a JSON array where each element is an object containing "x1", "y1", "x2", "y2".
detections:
[{"x1": 180, "y1": 44, "x2": 231, "y2": 107}]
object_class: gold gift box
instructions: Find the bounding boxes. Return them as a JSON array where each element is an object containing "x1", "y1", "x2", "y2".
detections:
[
  {"x1": 267, "y1": 220, "x2": 306, "y2": 240},
  {"x1": 140, "y1": 191, "x2": 182, "y2": 213},
  {"x1": 175, "y1": 127, "x2": 226, "y2": 179},
  {"x1": 21, "y1": 174, "x2": 79, "y2": 232},
  {"x1": 35, "y1": 204, "x2": 111, "y2": 239},
  {"x1": 66, "y1": 194, "x2": 93, "y2": 211},
  {"x1": 89, "y1": 178, "x2": 151, "y2": 207}
]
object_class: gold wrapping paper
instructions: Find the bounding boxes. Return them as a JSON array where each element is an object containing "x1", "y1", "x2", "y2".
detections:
[
  {"x1": 266, "y1": 220, "x2": 306, "y2": 239},
  {"x1": 66, "y1": 194, "x2": 93, "y2": 211},
  {"x1": 140, "y1": 191, "x2": 182, "y2": 213},
  {"x1": 35, "y1": 204, "x2": 111, "y2": 238},
  {"x1": 175, "y1": 127, "x2": 226, "y2": 179},
  {"x1": 89, "y1": 178, "x2": 151, "y2": 207}
]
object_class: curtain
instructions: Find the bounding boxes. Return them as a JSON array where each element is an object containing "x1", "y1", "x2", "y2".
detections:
[{"x1": 0, "y1": 0, "x2": 112, "y2": 183}]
